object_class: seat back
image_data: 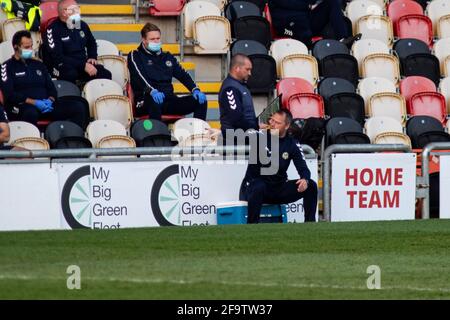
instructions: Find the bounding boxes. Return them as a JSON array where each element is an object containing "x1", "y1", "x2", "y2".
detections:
[
  {"x1": 426, "y1": 0, "x2": 450, "y2": 34},
  {"x1": 277, "y1": 77, "x2": 314, "y2": 108},
  {"x1": 231, "y1": 39, "x2": 268, "y2": 56},
  {"x1": 86, "y1": 120, "x2": 127, "y2": 147},
  {"x1": 225, "y1": 1, "x2": 261, "y2": 21},
  {"x1": 97, "y1": 55, "x2": 129, "y2": 88},
  {"x1": 247, "y1": 53, "x2": 276, "y2": 93},
  {"x1": 374, "y1": 132, "x2": 411, "y2": 147},
  {"x1": 319, "y1": 54, "x2": 359, "y2": 85},
  {"x1": 365, "y1": 116, "x2": 403, "y2": 141},
  {"x1": 312, "y1": 39, "x2": 349, "y2": 62},
  {"x1": 7, "y1": 121, "x2": 40, "y2": 145},
  {"x1": 183, "y1": 0, "x2": 221, "y2": 38},
  {"x1": 409, "y1": 92, "x2": 447, "y2": 124},
  {"x1": 357, "y1": 15, "x2": 394, "y2": 46},
  {"x1": 270, "y1": 39, "x2": 308, "y2": 77},
  {"x1": 396, "y1": 14, "x2": 433, "y2": 46},
  {"x1": 438, "y1": 14, "x2": 450, "y2": 38},
  {"x1": 325, "y1": 117, "x2": 368, "y2": 147},
  {"x1": 97, "y1": 135, "x2": 136, "y2": 149},
  {"x1": 149, "y1": 0, "x2": 186, "y2": 16},
  {"x1": 131, "y1": 119, "x2": 173, "y2": 147},
  {"x1": 346, "y1": 0, "x2": 383, "y2": 31},
  {"x1": 439, "y1": 76, "x2": 450, "y2": 113},
  {"x1": 2, "y1": 18, "x2": 41, "y2": 51},
  {"x1": 45, "y1": 120, "x2": 91, "y2": 149},
  {"x1": 362, "y1": 53, "x2": 400, "y2": 83},
  {"x1": 287, "y1": 93, "x2": 324, "y2": 119},
  {"x1": 39, "y1": 1, "x2": 59, "y2": 33},
  {"x1": 434, "y1": 38, "x2": 450, "y2": 76},
  {"x1": 94, "y1": 95, "x2": 133, "y2": 129},
  {"x1": 12, "y1": 137, "x2": 49, "y2": 150},
  {"x1": 406, "y1": 115, "x2": 449, "y2": 148},
  {"x1": 369, "y1": 92, "x2": 407, "y2": 125},
  {"x1": 352, "y1": 38, "x2": 390, "y2": 71},
  {"x1": 402, "y1": 53, "x2": 441, "y2": 86},
  {"x1": 53, "y1": 80, "x2": 81, "y2": 97},
  {"x1": 83, "y1": 79, "x2": 124, "y2": 117},
  {"x1": 318, "y1": 77, "x2": 356, "y2": 102},
  {"x1": 387, "y1": 0, "x2": 423, "y2": 26},
  {"x1": 96, "y1": 40, "x2": 119, "y2": 56},
  {"x1": 233, "y1": 16, "x2": 271, "y2": 48},
  {"x1": 0, "y1": 41, "x2": 14, "y2": 64},
  {"x1": 280, "y1": 54, "x2": 318, "y2": 87},
  {"x1": 326, "y1": 92, "x2": 366, "y2": 124},
  {"x1": 445, "y1": 56, "x2": 450, "y2": 77},
  {"x1": 193, "y1": 16, "x2": 231, "y2": 54},
  {"x1": 394, "y1": 38, "x2": 430, "y2": 61},
  {"x1": 358, "y1": 76, "x2": 397, "y2": 114},
  {"x1": 400, "y1": 76, "x2": 437, "y2": 106},
  {"x1": 173, "y1": 118, "x2": 211, "y2": 143}
]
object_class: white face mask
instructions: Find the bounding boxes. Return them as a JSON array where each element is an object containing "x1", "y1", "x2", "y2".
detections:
[{"x1": 66, "y1": 13, "x2": 81, "y2": 29}]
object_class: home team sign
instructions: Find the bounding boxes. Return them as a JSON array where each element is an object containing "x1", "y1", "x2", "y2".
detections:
[{"x1": 331, "y1": 153, "x2": 416, "y2": 222}]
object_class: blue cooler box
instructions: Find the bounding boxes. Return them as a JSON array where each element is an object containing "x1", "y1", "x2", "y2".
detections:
[{"x1": 217, "y1": 201, "x2": 287, "y2": 225}]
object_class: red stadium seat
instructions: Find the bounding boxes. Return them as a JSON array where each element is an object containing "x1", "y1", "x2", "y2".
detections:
[
  {"x1": 39, "y1": 1, "x2": 58, "y2": 33},
  {"x1": 409, "y1": 92, "x2": 447, "y2": 124},
  {"x1": 400, "y1": 76, "x2": 437, "y2": 108},
  {"x1": 276, "y1": 77, "x2": 314, "y2": 108},
  {"x1": 387, "y1": 0, "x2": 423, "y2": 27},
  {"x1": 396, "y1": 14, "x2": 433, "y2": 46},
  {"x1": 287, "y1": 93, "x2": 324, "y2": 119},
  {"x1": 149, "y1": 0, "x2": 186, "y2": 16}
]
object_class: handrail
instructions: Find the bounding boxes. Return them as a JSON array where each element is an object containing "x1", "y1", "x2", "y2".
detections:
[
  {"x1": 323, "y1": 144, "x2": 411, "y2": 222},
  {"x1": 420, "y1": 142, "x2": 450, "y2": 219}
]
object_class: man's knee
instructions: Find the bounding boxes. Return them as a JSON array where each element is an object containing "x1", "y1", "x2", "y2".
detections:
[
  {"x1": 247, "y1": 179, "x2": 266, "y2": 196},
  {"x1": 96, "y1": 66, "x2": 112, "y2": 80},
  {"x1": 20, "y1": 105, "x2": 39, "y2": 125}
]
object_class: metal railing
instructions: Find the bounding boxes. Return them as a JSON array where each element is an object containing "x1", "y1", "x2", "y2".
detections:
[
  {"x1": 322, "y1": 144, "x2": 411, "y2": 222},
  {"x1": 420, "y1": 142, "x2": 450, "y2": 219}
]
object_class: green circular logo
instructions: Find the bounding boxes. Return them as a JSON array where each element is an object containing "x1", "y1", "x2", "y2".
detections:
[{"x1": 143, "y1": 119, "x2": 153, "y2": 131}]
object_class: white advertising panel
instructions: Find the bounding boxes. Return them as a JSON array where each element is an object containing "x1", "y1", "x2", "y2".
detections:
[
  {"x1": 440, "y1": 156, "x2": 450, "y2": 219},
  {"x1": 331, "y1": 153, "x2": 416, "y2": 222},
  {"x1": 0, "y1": 163, "x2": 60, "y2": 231}
]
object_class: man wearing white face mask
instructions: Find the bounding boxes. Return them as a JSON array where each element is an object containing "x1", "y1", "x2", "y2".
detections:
[
  {"x1": 1, "y1": 30, "x2": 88, "y2": 128},
  {"x1": 42, "y1": 0, "x2": 111, "y2": 84},
  {"x1": 127, "y1": 23, "x2": 207, "y2": 121}
]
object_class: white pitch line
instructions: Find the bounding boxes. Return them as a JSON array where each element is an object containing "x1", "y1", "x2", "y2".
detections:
[{"x1": 1, "y1": 274, "x2": 450, "y2": 294}]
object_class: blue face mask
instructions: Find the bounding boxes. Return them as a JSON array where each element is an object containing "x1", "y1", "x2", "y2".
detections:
[
  {"x1": 21, "y1": 49, "x2": 33, "y2": 60},
  {"x1": 147, "y1": 42, "x2": 162, "y2": 53}
]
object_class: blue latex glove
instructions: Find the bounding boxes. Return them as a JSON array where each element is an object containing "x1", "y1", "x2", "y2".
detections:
[
  {"x1": 192, "y1": 89, "x2": 206, "y2": 104},
  {"x1": 150, "y1": 89, "x2": 165, "y2": 105},
  {"x1": 34, "y1": 100, "x2": 48, "y2": 113},
  {"x1": 42, "y1": 99, "x2": 54, "y2": 113}
]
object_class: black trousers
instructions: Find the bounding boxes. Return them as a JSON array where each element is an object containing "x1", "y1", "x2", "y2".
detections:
[
  {"x1": 274, "y1": 0, "x2": 350, "y2": 48},
  {"x1": 240, "y1": 178, "x2": 318, "y2": 223},
  {"x1": 139, "y1": 94, "x2": 207, "y2": 121},
  {"x1": 55, "y1": 64, "x2": 112, "y2": 84},
  {"x1": 8, "y1": 99, "x2": 88, "y2": 129}
]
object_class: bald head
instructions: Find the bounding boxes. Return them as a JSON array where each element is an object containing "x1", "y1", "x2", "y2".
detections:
[
  {"x1": 229, "y1": 54, "x2": 252, "y2": 82},
  {"x1": 58, "y1": 0, "x2": 79, "y2": 21}
]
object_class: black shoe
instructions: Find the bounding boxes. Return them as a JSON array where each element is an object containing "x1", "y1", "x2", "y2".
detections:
[{"x1": 340, "y1": 33, "x2": 362, "y2": 48}]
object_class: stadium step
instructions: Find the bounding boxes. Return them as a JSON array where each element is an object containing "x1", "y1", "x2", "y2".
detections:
[{"x1": 79, "y1": 4, "x2": 135, "y2": 16}]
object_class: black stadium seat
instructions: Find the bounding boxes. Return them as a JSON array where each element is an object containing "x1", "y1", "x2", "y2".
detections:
[
  {"x1": 225, "y1": 1, "x2": 261, "y2": 22},
  {"x1": 325, "y1": 92, "x2": 365, "y2": 125},
  {"x1": 233, "y1": 16, "x2": 272, "y2": 48},
  {"x1": 401, "y1": 54, "x2": 441, "y2": 86},
  {"x1": 319, "y1": 54, "x2": 359, "y2": 85},
  {"x1": 45, "y1": 121, "x2": 92, "y2": 149},
  {"x1": 53, "y1": 80, "x2": 81, "y2": 97},
  {"x1": 406, "y1": 116, "x2": 450, "y2": 149},
  {"x1": 318, "y1": 77, "x2": 356, "y2": 103},
  {"x1": 325, "y1": 117, "x2": 370, "y2": 148},
  {"x1": 312, "y1": 39, "x2": 349, "y2": 62},
  {"x1": 394, "y1": 38, "x2": 430, "y2": 60},
  {"x1": 247, "y1": 53, "x2": 277, "y2": 94},
  {"x1": 229, "y1": 0, "x2": 268, "y2": 11},
  {"x1": 131, "y1": 119, "x2": 174, "y2": 147},
  {"x1": 230, "y1": 39, "x2": 268, "y2": 56}
]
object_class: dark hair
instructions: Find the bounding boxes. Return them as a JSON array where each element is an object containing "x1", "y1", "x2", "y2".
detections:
[
  {"x1": 12, "y1": 30, "x2": 32, "y2": 50},
  {"x1": 230, "y1": 54, "x2": 250, "y2": 69},
  {"x1": 141, "y1": 23, "x2": 161, "y2": 38},
  {"x1": 274, "y1": 109, "x2": 293, "y2": 125}
]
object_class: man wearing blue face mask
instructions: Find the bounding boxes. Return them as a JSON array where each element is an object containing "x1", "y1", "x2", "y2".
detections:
[
  {"x1": 1, "y1": 30, "x2": 88, "y2": 128},
  {"x1": 42, "y1": 0, "x2": 111, "y2": 84},
  {"x1": 127, "y1": 23, "x2": 207, "y2": 121}
]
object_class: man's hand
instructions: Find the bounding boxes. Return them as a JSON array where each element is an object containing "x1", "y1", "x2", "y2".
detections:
[
  {"x1": 85, "y1": 62, "x2": 98, "y2": 76},
  {"x1": 87, "y1": 59, "x2": 97, "y2": 65},
  {"x1": 296, "y1": 179, "x2": 308, "y2": 193}
]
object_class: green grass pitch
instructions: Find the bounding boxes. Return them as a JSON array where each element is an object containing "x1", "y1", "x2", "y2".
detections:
[{"x1": 1, "y1": 220, "x2": 450, "y2": 299}]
